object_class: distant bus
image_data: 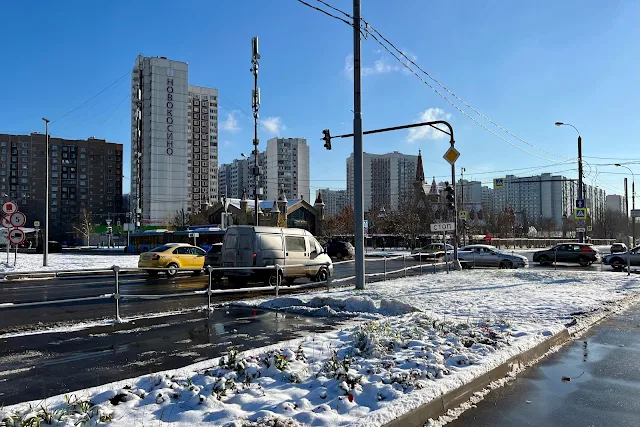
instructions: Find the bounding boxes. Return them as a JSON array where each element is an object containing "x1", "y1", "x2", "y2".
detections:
[
  {"x1": 127, "y1": 229, "x2": 173, "y2": 253},
  {"x1": 127, "y1": 225, "x2": 225, "y2": 254}
]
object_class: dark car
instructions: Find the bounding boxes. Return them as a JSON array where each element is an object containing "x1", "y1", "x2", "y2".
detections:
[
  {"x1": 533, "y1": 243, "x2": 601, "y2": 267},
  {"x1": 324, "y1": 241, "x2": 355, "y2": 260},
  {"x1": 204, "y1": 243, "x2": 223, "y2": 278},
  {"x1": 610, "y1": 243, "x2": 627, "y2": 254},
  {"x1": 411, "y1": 243, "x2": 454, "y2": 262},
  {"x1": 35, "y1": 241, "x2": 63, "y2": 254}
]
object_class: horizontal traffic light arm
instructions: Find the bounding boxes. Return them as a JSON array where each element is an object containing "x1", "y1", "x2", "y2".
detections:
[{"x1": 326, "y1": 120, "x2": 452, "y2": 141}]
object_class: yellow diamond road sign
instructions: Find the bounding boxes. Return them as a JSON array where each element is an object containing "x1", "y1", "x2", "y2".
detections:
[{"x1": 443, "y1": 147, "x2": 460, "y2": 165}]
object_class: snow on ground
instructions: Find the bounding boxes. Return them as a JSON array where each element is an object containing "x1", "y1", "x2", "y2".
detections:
[
  {"x1": 3, "y1": 270, "x2": 638, "y2": 427},
  {"x1": 0, "y1": 252, "x2": 138, "y2": 274}
]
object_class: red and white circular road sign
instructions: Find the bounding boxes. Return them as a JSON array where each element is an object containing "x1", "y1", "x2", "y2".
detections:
[
  {"x1": 9, "y1": 228, "x2": 25, "y2": 245},
  {"x1": 2, "y1": 201, "x2": 17, "y2": 215},
  {"x1": 1, "y1": 215, "x2": 11, "y2": 229},
  {"x1": 10, "y1": 211, "x2": 26, "y2": 228}
]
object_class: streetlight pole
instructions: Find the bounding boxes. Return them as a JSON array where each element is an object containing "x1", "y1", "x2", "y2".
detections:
[
  {"x1": 42, "y1": 117, "x2": 50, "y2": 266},
  {"x1": 460, "y1": 167, "x2": 466, "y2": 246},
  {"x1": 555, "y1": 122, "x2": 584, "y2": 243},
  {"x1": 616, "y1": 164, "x2": 635, "y2": 246}
]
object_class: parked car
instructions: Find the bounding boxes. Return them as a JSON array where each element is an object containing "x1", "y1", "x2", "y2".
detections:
[
  {"x1": 458, "y1": 244, "x2": 528, "y2": 269},
  {"x1": 411, "y1": 243, "x2": 454, "y2": 262},
  {"x1": 220, "y1": 226, "x2": 333, "y2": 286},
  {"x1": 324, "y1": 241, "x2": 355, "y2": 260},
  {"x1": 603, "y1": 246, "x2": 640, "y2": 271},
  {"x1": 610, "y1": 242, "x2": 628, "y2": 253},
  {"x1": 533, "y1": 243, "x2": 601, "y2": 267},
  {"x1": 138, "y1": 243, "x2": 206, "y2": 277},
  {"x1": 35, "y1": 241, "x2": 63, "y2": 254}
]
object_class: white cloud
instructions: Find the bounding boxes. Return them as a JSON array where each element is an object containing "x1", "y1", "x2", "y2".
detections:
[
  {"x1": 344, "y1": 54, "x2": 401, "y2": 79},
  {"x1": 261, "y1": 117, "x2": 286, "y2": 135},
  {"x1": 221, "y1": 111, "x2": 240, "y2": 132},
  {"x1": 406, "y1": 108, "x2": 452, "y2": 142},
  {"x1": 222, "y1": 140, "x2": 232, "y2": 147}
]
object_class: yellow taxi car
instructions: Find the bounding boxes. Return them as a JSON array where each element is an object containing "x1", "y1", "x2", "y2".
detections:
[{"x1": 138, "y1": 243, "x2": 206, "y2": 277}]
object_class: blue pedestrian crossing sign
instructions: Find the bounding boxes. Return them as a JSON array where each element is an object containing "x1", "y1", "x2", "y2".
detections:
[
  {"x1": 574, "y1": 208, "x2": 587, "y2": 220},
  {"x1": 576, "y1": 199, "x2": 586, "y2": 208},
  {"x1": 494, "y1": 178, "x2": 505, "y2": 189}
]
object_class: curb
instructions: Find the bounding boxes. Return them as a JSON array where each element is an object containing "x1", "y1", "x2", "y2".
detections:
[{"x1": 383, "y1": 329, "x2": 571, "y2": 427}]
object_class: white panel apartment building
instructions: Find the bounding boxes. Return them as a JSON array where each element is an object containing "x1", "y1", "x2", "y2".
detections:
[
  {"x1": 131, "y1": 55, "x2": 189, "y2": 225},
  {"x1": 187, "y1": 85, "x2": 218, "y2": 211},
  {"x1": 606, "y1": 194, "x2": 625, "y2": 213},
  {"x1": 316, "y1": 188, "x2": 348, "y2": 217},
  {"x1": 492, "y1": 173, "x2": 606, "y2": 229},
  {"x1": 131, "y1": 55, "x2": 218, "y2": 225},
  {"x1": 347, "y1": 151, "x2": 419, "y2": 213},
  {"x1": 265, "y1": 137, "x2": 310, "y2": 201}
]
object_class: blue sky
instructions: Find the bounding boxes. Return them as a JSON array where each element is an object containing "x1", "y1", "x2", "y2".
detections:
[{"x1": 1, "y1": 0, "x2": 638, "y2": 198}]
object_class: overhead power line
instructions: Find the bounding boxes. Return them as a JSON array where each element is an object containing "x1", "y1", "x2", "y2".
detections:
[
  {"x1": 360, "y1": 21, "x2": 570, "y2": 160},
  {"x1": 51, "y1": 72, "x2": 129, "y2": 124},
  {"x1": 295, "y1": 0, "x2": 353, "y2": 26},
  {"x1": 297, "y1": 0, "x2": 569, "y2": 162}
]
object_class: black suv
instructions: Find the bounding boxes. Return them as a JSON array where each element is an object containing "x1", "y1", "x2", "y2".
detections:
[
  {"x1": 324, "y1": 241, "x2": 355, "y2": 260},
  {"x1": 533, "y1": 243, "x2": 601, "y2": 267}
]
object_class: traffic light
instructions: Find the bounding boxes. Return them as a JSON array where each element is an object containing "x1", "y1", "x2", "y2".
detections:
[
  {"x1": 444, "y1": 181, "x2": 455, "y2": 210},
  {"x1": 322, "y1": 129, "x2": 331, "y2": 150}
]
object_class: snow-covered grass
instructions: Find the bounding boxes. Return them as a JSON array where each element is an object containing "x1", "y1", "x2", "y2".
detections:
[
  {"x1": 3, "y1": 270, "x2": 638, "y2": 426},
  {"x1": 0, "y1": 253, "x2": 139, "y2": 274}
]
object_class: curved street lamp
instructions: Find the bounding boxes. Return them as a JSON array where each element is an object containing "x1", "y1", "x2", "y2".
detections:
[{"x1": 555, "y1": 122, "x2": 585, "y2": 243}]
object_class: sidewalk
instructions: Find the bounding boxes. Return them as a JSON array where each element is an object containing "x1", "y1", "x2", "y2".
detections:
[{"x1": 445, "y1": 301, "x2": 640, "y2": 427}]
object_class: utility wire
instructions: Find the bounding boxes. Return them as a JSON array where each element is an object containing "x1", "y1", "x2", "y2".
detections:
[
  {"x1": 295, "y1": 0, "x2": 353, "y2": 26},
  {"x1": 51, "y1": 72, "x2": 129, "y2": 124},
  {"x1": 298, "y1": 0, "x2": 570, "y2": 161},
  {"x1": 360, "y1": 30, "x2": 557, "y2": 162},
  {"x1": 361, "y1": 21, "x2": 570, "y2": 160}
]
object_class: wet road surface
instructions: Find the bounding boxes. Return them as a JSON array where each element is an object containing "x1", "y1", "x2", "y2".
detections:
[
  {"x1": 0, "y1": 254, "x2": 622, "y2": 333},
  {"x1": 448, "y1": 301, "x2": 640, "y2": 427},
  {"x1": 0, "y1": 306, "x2": 344, "y2": 406},
  {"x1": 0, "y1": 257, "x2": 440, "y2": 333}
]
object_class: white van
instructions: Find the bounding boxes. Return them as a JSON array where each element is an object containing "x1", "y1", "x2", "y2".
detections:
[{"x1": 220, "y1": 226, "x2": 333, "y2": 286}]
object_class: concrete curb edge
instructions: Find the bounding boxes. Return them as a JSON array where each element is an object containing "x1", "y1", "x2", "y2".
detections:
[{"x1": 383, "y1": 328, "x2": 571, "y2": 427}]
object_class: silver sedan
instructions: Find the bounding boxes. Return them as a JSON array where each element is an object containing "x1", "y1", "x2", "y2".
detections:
[{"x1": 458, "y1": 244, "x2": 528, "y2": 269}]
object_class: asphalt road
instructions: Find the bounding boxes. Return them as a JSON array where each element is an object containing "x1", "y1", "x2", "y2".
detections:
[
  {"x1": 448, "y1": 301, "x2": 640, "y2": 427},
  {"x1": 0, "y1": 306, "x2": 343, "y2": 406},
  {"x1": 0, "y1": 257, "x2": 431, "y2": 333}
]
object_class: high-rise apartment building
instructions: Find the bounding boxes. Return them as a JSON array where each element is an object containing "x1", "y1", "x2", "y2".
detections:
[
  {"x1": 0, "y1": 133, "x2": 123, "y2": 241},
  {"x1": 492, "y1": 173, "x2": 606, "y2": 229},
  {"x1": 456, "y1": 180, "x2": 483, "y2": 205},
  {"x1": 316, "y1": 188, "x2": 348, "y2": 217},
  {"x1": 347, "y1": 151, "x2": 419, "y2": 213},
  {"x1": 481, "y1": 186, "x2": 494, "y2": 212},
  {"x1": 218, "y1": 158, "x2": 248, "y2": 199},
  {"x1": 606, "y1": 194, "x2": 625, "y2": 213},
  {"x1": 265, "y1": 137, "x2": 310, "y2": 201},
  {"x1": 131, "y1": 55, "x2": 218, "y2": 226},
  {"x1": 187, "y1": 85, "x2": 219, "y2": 211}
]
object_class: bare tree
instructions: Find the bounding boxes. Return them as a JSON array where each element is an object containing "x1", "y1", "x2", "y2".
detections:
[{"x1": 72, "y1": 209, "x2": 93, "y2": 245}]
